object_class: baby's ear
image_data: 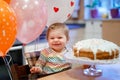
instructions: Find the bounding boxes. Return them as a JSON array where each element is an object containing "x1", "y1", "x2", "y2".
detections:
[
  {"x1": 67, "y1": 36, "x2": 70, "y2": 41},
  {"x1": 66, "y1": 38, "x2": 69, "y2": 43},
  {"x1": 66, "y1": 39, "x2": 68, "y2": 43}
]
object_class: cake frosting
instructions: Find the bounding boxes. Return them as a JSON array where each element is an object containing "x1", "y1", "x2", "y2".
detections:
[{"x1": 73, "y1": 39, "x2": 120, "y2": 60}]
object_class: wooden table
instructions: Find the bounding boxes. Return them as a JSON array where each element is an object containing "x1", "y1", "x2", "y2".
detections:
[{"x1": 37, "y1": 64, "x2": 120, "y2": 80}]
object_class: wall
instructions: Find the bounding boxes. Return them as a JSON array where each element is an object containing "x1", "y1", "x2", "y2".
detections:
[{"x1": 102, "y1": 20, "x2": 120, "y2": 46}]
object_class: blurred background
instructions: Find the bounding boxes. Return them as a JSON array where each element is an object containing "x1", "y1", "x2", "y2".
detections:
[{"x1": 0, "y1": 0, "x2": 120, "y2": 80}]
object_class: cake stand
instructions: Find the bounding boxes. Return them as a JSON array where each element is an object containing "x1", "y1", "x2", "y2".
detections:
[
  {"x1": 83, "y1": 64, "x2": 102, "y2": 77},
  {"x1": 64, "y1": 54, "x2": 120, "y2": 77}
]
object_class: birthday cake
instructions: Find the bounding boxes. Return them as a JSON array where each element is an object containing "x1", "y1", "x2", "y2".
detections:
[{"x1": 73, "y1": 39, "x2": 120, "y2": 60}]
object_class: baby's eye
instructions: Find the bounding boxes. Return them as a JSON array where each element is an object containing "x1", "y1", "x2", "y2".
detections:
[
  {"x1": 50, "y1": 37, "x2": 54, "y2": 39},
  {"x1": 58, "y1": 37, "x2": 62, "y2": 39}
]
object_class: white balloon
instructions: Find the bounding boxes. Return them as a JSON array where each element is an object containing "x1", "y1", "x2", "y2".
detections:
[{"x1": 46, "y1": 0, "x2": 75, "y2": 27}]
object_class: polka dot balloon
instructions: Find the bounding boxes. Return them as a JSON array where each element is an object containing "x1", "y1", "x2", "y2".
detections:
[{"x1": 0, "y1": 0, "x2": 17, "y2": 57}]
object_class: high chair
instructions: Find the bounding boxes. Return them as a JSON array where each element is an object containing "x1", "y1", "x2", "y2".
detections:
[
  {"x1": 11, "y1": 51, "x2": 40, "y2": 80},
  {"x1": 11, "y1": 50, "x2": 71, "y2": 80}
]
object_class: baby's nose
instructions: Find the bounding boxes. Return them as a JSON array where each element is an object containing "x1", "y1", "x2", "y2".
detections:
[{"x1": 54, "y1": 38, "x2": 59, "y2": 41}]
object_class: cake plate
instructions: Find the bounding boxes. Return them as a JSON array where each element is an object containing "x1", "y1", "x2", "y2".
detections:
[{"x1": 64, "y1": 54, "x2": 120, "y2": 77}]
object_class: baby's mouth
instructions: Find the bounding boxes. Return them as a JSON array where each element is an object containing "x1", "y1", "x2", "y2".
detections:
[{"x1": 53, "y1": 43, "x2": 61, "y2": 46}]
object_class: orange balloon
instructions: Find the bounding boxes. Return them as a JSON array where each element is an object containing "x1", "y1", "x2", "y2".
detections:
[
  {"x1": 0, "y1": 0, "x2": 17, "y2": 57},
  {"x1": 3, "y1": 0, "x2": 11, "y2": 4}
]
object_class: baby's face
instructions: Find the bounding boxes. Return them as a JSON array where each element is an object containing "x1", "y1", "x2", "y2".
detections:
[{"x1": 47, "y1": 29, "x2": 68, "y2": 53}]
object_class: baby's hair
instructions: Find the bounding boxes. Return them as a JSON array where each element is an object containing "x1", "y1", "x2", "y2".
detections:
[{"x1": 46, "y1": 23, "x2": 69, "y2": 40}]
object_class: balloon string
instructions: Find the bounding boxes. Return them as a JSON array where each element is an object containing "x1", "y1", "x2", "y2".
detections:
[
  {"x1": 22, "y1": 44, "x2": 26, "y2": 54},
  {"x1": 6, "y1": 54, "x2": 12, "y2": 64},
  {"x1": 35, "y1": 37, "x2": 40, "y2": 51},
  {"x1": 34, "y1": 40, "x2": 36, "y2": 51},
  {"x1": 2, "y1": 53, "x2": 13, "y2": 67},
  {"x1": 23, "y1": 44, "x2": 26, "y2": 47},
  {"x1": 2, "y1": 55, "x2": 13, "y2": 80}
]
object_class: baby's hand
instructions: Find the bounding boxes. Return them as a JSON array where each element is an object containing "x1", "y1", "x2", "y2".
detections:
[{"x1": 30, "y1": 66, "x2": 42, "y2": 73}]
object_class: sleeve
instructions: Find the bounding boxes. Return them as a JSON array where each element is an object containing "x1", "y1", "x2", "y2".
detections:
[{"x1": 35, "y1": 50, "x2": 47, "y2": 71}]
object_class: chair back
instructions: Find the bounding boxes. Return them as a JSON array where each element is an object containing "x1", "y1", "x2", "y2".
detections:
[{"x1": 24, "y1": 51, "x2": 40, "y2": 68}]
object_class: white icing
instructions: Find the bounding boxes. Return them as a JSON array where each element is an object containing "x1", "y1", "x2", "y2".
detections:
[{"x1": 74, "y1": 39, "x2": 120, "y2": 59}]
